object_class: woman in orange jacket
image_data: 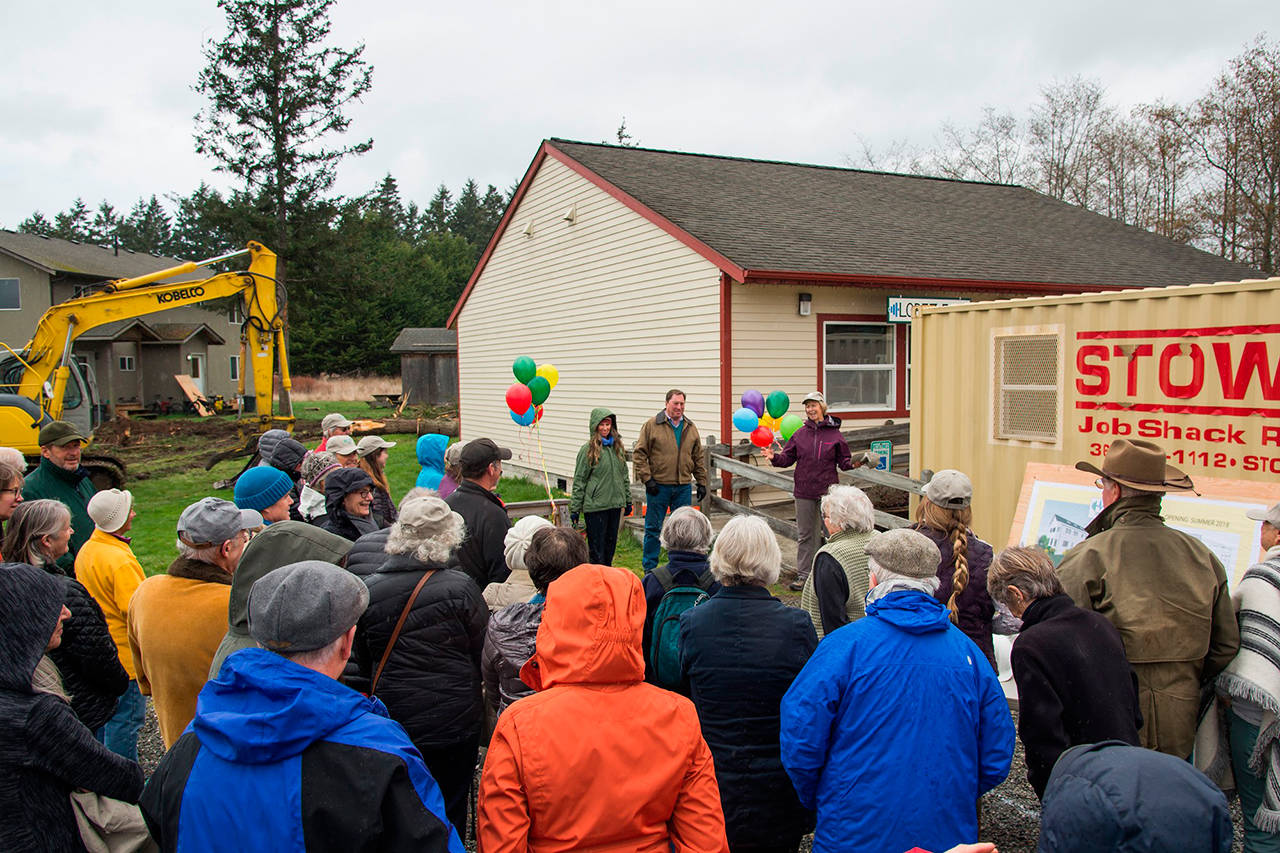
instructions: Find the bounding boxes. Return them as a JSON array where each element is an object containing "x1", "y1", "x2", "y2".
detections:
[{"x1": 477, "y1": 563, "x2": 729, "y2": 853}]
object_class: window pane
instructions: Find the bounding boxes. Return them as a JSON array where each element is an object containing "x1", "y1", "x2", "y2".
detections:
[
  {"x1": 0, "y1": 279, "x2": 19, "y2": 310},
  {"x1": 825, "y1": 324, "x2": 894, "y2": 366},
  {"x1": 825, "y1": 368, "x2": 894, "y2": 409}
]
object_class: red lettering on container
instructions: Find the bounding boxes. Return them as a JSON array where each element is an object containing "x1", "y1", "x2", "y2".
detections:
[{"x1": 1159, "y1": 344, "x2": 1204, "y2": 399}]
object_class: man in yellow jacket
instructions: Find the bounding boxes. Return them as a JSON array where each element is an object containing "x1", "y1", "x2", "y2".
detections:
[{"x1": 75, "y1": 488, "x2": 147, "y2": 759}]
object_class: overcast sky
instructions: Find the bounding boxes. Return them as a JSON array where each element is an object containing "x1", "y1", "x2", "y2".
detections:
[{"x1": 2, "y1": 0, "x2": 1276, "y2": 230}]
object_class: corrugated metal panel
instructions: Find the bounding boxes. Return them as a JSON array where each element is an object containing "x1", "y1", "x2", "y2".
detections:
[
  {"x1": 456, "y1": 157, "x2": 722, "y2": 483},
  {"x1": 911, "y1": 278, "x2": 1280, "y2": 545}
]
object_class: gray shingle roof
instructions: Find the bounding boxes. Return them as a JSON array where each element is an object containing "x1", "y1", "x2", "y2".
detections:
[
  {"x1": 548, "y1": 139, "x2": 1262, "y2": 288},
  {"x1": 0, "y1": 230, "x2": 213, "y2": 281},
  {"x1": 390, "y1": 328, "x2": 457, "y2": 354}
]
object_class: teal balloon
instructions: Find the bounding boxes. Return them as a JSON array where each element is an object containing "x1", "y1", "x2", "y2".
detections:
[
  {"x1": 510, "y1": 406, "x2": 535, "y2": 426},
  {"x1": 779, "y1": 414, "x2": 804, "y2": 441},
  {"x1": 513, "y1": 356, "x2": 537, "y2": 384},
  {"x1": 732, "y1": 407, "x2": 759, "y2": 433},
  {"x1": 528, "y1": 375, "x2": 551, "y2": 405},
  {"x1": 766, "y1": 390, "x2": 790, "y2": 419}
]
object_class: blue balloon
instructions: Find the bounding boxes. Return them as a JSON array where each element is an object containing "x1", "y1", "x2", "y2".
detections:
[
  {"x1": 732, "y1": 407, "x2": 760, "y2": 433},
  {"x1": 510, "y1": 406, "x2": 535, "y2": 426}
]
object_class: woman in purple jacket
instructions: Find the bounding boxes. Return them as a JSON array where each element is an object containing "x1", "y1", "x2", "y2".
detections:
[{"x1": 762, "y1": 391, "x2": 853, "y2": 591}]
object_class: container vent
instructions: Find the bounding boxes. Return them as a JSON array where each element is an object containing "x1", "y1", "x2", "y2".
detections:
[{"x1": 994, "y1": 334, "x2": 1059, "y2": 442}]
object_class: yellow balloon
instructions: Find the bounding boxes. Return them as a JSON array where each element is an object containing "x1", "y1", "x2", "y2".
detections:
[
  {"x1": 760, "y1": 414, "x2": 780, "y2": 432},
  {"x1": 536, "y1": 363, "x2": 559, "y2": 390}
]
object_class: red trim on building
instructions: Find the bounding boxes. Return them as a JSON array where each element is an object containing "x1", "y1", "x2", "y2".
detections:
[
  {"x1": 815, "y1": 313, "x2": 910, "y2": 421},
  {"x1": 447, "y1": 143, "x2": 551, "y2": 329},
  {"x1": 1077, "y1": 324, "x2": 1280, "y2": 340},
  {"x1": 543, "y1": 145, "x2": 748, "y2": 280},
  {"x1": 719, "y1": 273, "x2": 734, "y2": 496},
  {"x1": 1075, "y1": 400, "x2": 1280, "y2": 418},
  {"x1": 743, "y1": 269, "x2": 1127, "y2": 295}
]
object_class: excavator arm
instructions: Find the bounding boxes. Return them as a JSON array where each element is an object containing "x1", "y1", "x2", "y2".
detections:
[{"x1": 13, "y1": 241, "x2": 292, "y2": 434}]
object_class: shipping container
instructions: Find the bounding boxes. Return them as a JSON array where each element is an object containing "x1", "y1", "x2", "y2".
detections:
[{"x1": 910, "y1": 277, "x2": 1280, "y2": 551}]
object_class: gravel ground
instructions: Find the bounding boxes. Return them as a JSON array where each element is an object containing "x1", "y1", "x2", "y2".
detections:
[{"x1": 137, "y1": 692, "x2": 1248, "y2": 851}]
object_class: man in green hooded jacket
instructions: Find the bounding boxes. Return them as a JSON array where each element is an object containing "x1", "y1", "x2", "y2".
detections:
[{"x1": 22, "y1": 420, "x2": 97, "y2": 573}]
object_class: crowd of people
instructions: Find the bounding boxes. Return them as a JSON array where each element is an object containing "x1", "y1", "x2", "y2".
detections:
[{"x1": 0, "y1": 399, "x2": 1272, "y2": 852}]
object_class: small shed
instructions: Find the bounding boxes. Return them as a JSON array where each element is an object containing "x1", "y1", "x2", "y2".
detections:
[{"x1": 390, "y1": 328, "x2": 458, "y2": 407}]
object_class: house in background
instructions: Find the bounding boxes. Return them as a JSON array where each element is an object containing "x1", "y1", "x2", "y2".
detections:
[
  {"x1": 0, "y1": 230, "x2": 251, "y2": 417},
  {"x1": 389, "y1": 327, "x2": 458, "y2": 407},
  {"x1": 447, "y1": 139, "x2": 1262, "y2": 486}
]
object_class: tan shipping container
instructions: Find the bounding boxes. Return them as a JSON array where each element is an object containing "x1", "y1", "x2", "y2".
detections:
[{"x1": 910, "y1": 277, "x2": 1280, "y2": 545}]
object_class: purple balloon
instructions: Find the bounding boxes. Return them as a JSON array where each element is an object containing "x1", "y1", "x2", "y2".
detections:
[{"x1": 741, "y1": 389, "x2": 765, "y2": 417}]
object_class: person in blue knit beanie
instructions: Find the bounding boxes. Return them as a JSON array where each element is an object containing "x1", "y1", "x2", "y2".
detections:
[{"x1": 234, "y1": 467, "x2": 295, "y2": 524}]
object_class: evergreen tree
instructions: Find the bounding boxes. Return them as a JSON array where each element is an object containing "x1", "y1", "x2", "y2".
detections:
[
  {"x1": 424, "y1": 184, "x2": 452, "y2": 234},
  {"x1": 18, "y1": 212, "x2": 53, "y2": 236},
  {"x1": 52, "y1": 199, "x2": 92, "y2": 242},
  {"x1": 118, "y1": 196, "x2": 173, "y2": 254},
  {"x1": 448, "y1": 179, "x2": 485, "y2": 252},
  {"x1": 90, "y1": 202, "x2": 122, "y2": 247}
]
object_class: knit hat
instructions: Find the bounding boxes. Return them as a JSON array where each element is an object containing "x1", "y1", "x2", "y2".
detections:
[
  {"x1": 87, "y1": 488, "x2": 134, "y2": 533},
  {"x1": 321, "y1": 413, "x2": 353, "y2": 433},
  {"x1": 385, "y1": 496, "x2": 462, "y2": 554},
  {"x1": 248, "y1": 560, "x2": 369, "y2": 653},
  {"x1": 444, "y1": 441, "x2": 466, "y2": 468},
  {"x1": 504, "y1": 516, "x2": 554, "y2": 573},
  {"x1": 356, "y1": 435, "x2": 397, "y2": 457},
  {"x1": 864, "y1": 528, "x2": 942, "y2": 579},
  {"x1": 301, "y1": 451, "x2": 340, "y2": 488},
  {"x1": 234, "y1": 467, "x2": 295, "y2": 513},
  {"x1": 327, "y1": 434, "x2": 358, "y2": 457},
  {"x1": 922, "y1": 469, "x2": 973, "y2": 509}
]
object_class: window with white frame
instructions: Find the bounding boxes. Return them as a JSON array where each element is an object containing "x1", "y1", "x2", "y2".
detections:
[
  {"x1": 993, "y1": 333, "x2": 1060, "y2": 442},
  {"x1": 823, "y1": 322, "x2": 896, "y2": 410},
  {"x1": 118, "y1": 356, "x2": 135, "y2": 372},
  {"x1": 0, "y1": 279, "x2": 19, "y2": 310},
  {"x1": 229, "y1": 355, "x2": 240, "y2": 381},
  {"x1": 228, "y1": 303, "x2": 245, "y2": 324}
]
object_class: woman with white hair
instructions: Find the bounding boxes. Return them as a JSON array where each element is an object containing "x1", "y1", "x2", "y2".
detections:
[
  {"x1": 483, "y1": 515, "x2": 554, "y2": 611},
  {"x1": 679, "y1": 515, "x2": 818, "y2": 853},
  {"x1": 799, "y1": 484, "x2": 876, "y2": 639},
  {"x1": 349, "y1": 495, "x2": 489, "y2": 838},
  {"x1": 641, "y1": 506, "x2": 722, "y2": 678}
]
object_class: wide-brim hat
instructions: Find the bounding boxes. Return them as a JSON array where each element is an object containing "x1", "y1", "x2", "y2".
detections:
[{"x1": 1075, "y1": 439, "x2": 1197, "y2": 494}]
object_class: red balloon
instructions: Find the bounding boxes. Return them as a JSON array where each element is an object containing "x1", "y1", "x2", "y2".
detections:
[
  {"x1": 505, "y1": 383, "x2": 532, "y2": 414},
  {"x1": 750, "y1": 426, "x2": 774, "y2": 448}
]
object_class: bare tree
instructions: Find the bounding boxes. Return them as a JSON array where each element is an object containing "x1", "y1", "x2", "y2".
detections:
[
  {"x1": 1028, "y1": 77, "x2": 1111, "y2": 207},
  {"x1": 844, "y1": 134, "x2": 927, "y2": 174},
  {"x1": 933, "y1": 107, "x2": 1028, "y2": 184}
]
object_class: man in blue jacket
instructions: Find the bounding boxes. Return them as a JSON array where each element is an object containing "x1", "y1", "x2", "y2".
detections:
[
  {"x1": 140, "y1": 561, "x2": 463, "y2": 853},
  {"x1": 780, "y1": 528, "x2": 1014, "y2": 853}
]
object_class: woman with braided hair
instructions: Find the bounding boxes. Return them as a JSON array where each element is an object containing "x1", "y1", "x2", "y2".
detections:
[{"x1": 912, "y1": 469, "x2": 999, "y2": 669}]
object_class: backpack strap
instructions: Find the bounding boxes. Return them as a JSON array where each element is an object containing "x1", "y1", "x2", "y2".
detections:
[
  {"x1": 370, "y1": 569, "x2": 435, "y2": 696},
  {"x1": 653, "y1": 565, "x2": 675, "y2": 593},
  {"x1": 695, "y1": 571, "x2": 715, "y2": 592}
]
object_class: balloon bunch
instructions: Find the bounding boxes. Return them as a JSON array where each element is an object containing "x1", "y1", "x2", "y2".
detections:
[
  {"x1": 505, "y1": 356, "x2": 559, "y2": 426},
  {"x1": 732, "y1": 389, "x2": 802, "y2": 448}
]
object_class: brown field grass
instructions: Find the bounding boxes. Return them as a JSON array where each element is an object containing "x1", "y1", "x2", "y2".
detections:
[{"x1": 289, "y1": 374, "x2": 402, "y2": 401}]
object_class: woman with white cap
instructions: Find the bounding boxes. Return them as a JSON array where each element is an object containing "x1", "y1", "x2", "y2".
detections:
[
  {"x1": 483, "y1": 515, "x2": 553, "y2": 610},
  {"x1": 912, "y1": 469, "x2": 1000, "y2": 669},
  {"x1": 762, "y1": 390, "x2": 854, "y2": 591},
  {"x1": 356, "y1": 435, "x2": 398, "y2": 526},
  {"x1": 326, "y1": 434, "x2": 361, "y2": 467}
]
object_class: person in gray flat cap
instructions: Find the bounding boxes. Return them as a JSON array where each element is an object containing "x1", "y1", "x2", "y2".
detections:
[
  {"x1": 126, "y1": 497, "x2": 262, "y2": 747},
  {"x1": 140, "y1": 561, "x2": 463, "y2": 853},
  {"x1": 780, "y1": 527, "x2": 1014, "y2": 853}
]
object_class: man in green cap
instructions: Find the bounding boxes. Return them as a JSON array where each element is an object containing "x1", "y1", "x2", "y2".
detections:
[{"x1": 22, "y1": 420, "x2": 97, "y2": 572}]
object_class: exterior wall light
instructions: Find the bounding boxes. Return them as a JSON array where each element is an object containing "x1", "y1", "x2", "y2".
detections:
[{"x1": 798, "y1": 292, "x2": 812, "y2": 316}]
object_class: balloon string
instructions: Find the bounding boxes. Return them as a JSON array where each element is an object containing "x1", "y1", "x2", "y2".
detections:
[{"x1": 531, "y1": 421, "x2": 558, "y2": 524}]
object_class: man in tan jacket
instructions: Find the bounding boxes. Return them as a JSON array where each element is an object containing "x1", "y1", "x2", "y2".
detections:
[
  {"x1": 128, "y1": 497, "x2": 261, "y2": 746},
  {"x1": 1057, "y1": 439, "x2": 1239, "y2": 758},
  {"x1": 632, "y1": 390, "x2": 708, "y2": 573}
]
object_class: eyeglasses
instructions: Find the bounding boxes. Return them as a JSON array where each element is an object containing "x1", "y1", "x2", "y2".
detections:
[
  {"x1": 0, "y1": 487, "x2": 22, "y2": 497},
  {"x1": 356, "y1": 489, "x2": 374, "y2": 497}
]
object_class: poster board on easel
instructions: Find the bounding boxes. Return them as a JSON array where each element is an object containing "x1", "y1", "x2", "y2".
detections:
[{"x1": 1009, "y1": 462, "x2": 1280, "y2": 588}]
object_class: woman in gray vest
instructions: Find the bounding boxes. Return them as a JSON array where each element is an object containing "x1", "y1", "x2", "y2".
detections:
[{"x1": 799, "y1": 484, "x2": 876, "y2": 639}]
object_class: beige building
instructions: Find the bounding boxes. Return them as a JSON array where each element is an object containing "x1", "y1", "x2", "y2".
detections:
[
  {"x1": 0, "y1": 230, "x2": 251, "y2": 421},
  {"x1": 448, "y1": 139, "x2": 1261, "y2": 488}
]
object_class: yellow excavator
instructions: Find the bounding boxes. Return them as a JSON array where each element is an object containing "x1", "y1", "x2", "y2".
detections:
[{"x1": 0, "y1": 241, "x2": 294, "y2": 487}]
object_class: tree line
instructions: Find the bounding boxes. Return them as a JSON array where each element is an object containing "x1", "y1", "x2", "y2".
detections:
[{"x1": 857, "y1": 34, "x2": 1279, "y2": 275}]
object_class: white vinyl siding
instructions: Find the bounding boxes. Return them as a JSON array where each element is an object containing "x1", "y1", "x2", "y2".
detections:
[{"x1": 456, "y1": 156, "x2": 722, "y2": 482}]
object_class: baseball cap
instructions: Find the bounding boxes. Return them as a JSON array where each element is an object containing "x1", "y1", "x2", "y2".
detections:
[
  {"x1": 356, "y1": 435, "x2": 397, "y2": 457},
  {"x1": 922, "y1": 469, "x2": 973, "y2": 509},
  {"x1": 459, "y1": 438, "x2": 512, "y2": 477},
  {"x1": 321, "y1": 413, "x2": 353, "y2": 432},
  {"x1": 801, "y1": 391, "x2": 826, "y2": 405},
  {"x1": 1247, "y1": 503, "x2": 1280, "y2": 528},
  {"x1": 177, "y1": 497, "x2": 263, "y2": 547},
  {"x1": 326, "y1": 434, "x2": 358, "y2": 456},
  {"x1": 248, "y1": 560, "x2": 369, "y2": 652},
  {"x1": 38, "y1": 421, "x2": 87, "y2": 447}
]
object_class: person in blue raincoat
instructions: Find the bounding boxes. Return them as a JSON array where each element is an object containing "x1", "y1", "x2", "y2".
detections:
[
  {"x1": 780, "y1": 528, "x2": 1014, "y2": 853},
  {"x1": 416, "y1": 433, "x2": 450, "y2": 490}
]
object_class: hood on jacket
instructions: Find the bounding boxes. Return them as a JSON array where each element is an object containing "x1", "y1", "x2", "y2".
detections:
[
  {"x1": 1038, "y1": 740, "x2": 1231, "y2": 853},
  {"x1": 490, "y1": 600, "x2": 544, "y2": 665},
  {"x1": 226, "y1": 522, "x2": 352, "y2": 635},
  {"x1": 195, "y1": 647, "x2": 387, "y2": 764},
  {"x1": 325, "y1": 467, "x2": 374, "y2": 517},
  {"x1": 0, "y1": 562, "x2": 65, "y2": 692},
  {"x1": 865, "y1": 588, "x2": 951, "y2": 635},
  {"x1": 588, "y1": 407, "x2": 617, "y2": 435},
  {"x1": 520, "y1": 564, "x2": 645, "y2": 691},
  {"x1": 256, "y1": 429, "x2": 289, "y2": 465},
  {"x1": 417, "y1": 434, "x2": 449, "y2": 470},
  {"x1": 804, "y1": 413, "x2": 842, "y2": 430},
  {"x1": 267, "y1": 437, "x2": 307, "y2": 475}
]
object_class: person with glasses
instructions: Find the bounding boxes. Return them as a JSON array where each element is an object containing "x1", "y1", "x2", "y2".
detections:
[
  {"x1": 0, "y1": 461, "x2": 24, "y2": 534},
  {"x1": 320, "y1": 467, "x2": 380, "y2": 542}
]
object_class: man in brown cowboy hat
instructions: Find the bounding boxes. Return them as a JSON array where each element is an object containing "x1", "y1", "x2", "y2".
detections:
[{"x1": 1057, "y1": 438, "x2": 1238, "y2": 758}]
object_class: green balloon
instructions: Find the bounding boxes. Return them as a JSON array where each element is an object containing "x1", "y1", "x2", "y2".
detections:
[
  {"x1": 766, "y1": 390, "x2": 790, "y2": 419},
  {"x1": 780, "y1": 414, "x2": 804, "y2": 441},
  {"x1": 513, "y1": 356, "x2": 537, "y2": 384},
  {"x1": 528, "y1": 375, "x2": 551, "y2": 405}
]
